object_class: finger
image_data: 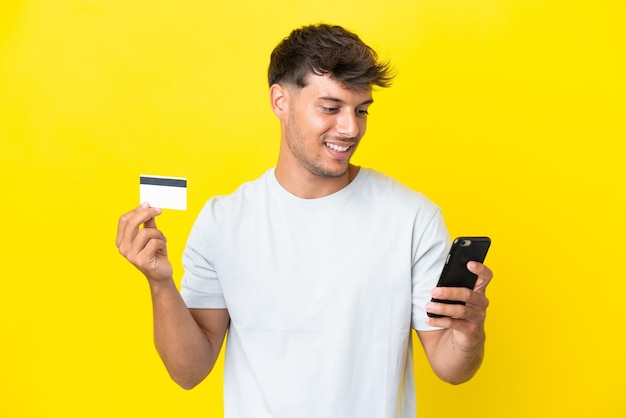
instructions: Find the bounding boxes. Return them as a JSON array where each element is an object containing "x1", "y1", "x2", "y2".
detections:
[
  {"x1": 431, "y1": 286, "x2": 473, "y2": 304},
  {"x1": 467, "y1": 262, "x2": 493, "y2": 293},
  {"x1": 427, "y1": 298, "x2": 472, "y2": 319},
  {"x1": 116, "y1": 207, "x2": 138, "y2": 248},
  {"x1": 142, "y1": 202, "x2": 162, "y2": 229},
  {"x1": 136, "y1": 237, "x2": 172, "y2": 280},
  {"x1": 428, "y1": 286, "x2": 488, "y2": 314},
  {"x1": 137, "y1": 236, "x2": 167, "y2": 268},
  {"x1": 427, "y1": 300, "x2": 462, "y2": 319},
  {"x1": 129, "y1": 227, "x2": 168, "y2": 260},
  {"x1": 117, "y1": 204, "x2": 163, "y2": 253},
  {"x1": 427, "y1": 314, "x2": 466, "y2": 332},
  {"x1": 123, "y1": 204, "x2": 162, "y2": 242},
  {"x1": 426, "y1": 297, "x2": 486, "y2": 325},
  {"x1": 141, "y1": 235, "x2": 168, "y2": 259}
]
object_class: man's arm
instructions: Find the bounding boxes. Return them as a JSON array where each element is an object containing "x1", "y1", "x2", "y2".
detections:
[
  {"x1": 117, "y1": 203, "x2": 229, "y2": 389},
  {"x1": 149, "y1": 281, "x2": 229, "y2": 389},
  {"x1": 417, "y1": 261, "x2": 492, "y2": 384}
]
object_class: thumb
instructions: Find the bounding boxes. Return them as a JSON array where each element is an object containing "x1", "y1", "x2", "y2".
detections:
[
  {"x1": 141, "y1": 202, "x2": 162, "y2": 229},
  {"x1": 468, "y1": 261, "x2": 493, "y2": 293},
  {"x1": 144, "y1": 216, "x2": 157, "y2": 229}
]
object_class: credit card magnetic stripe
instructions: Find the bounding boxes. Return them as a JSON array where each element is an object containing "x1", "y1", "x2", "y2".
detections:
[{"x1": 139, "y1": 176, "x2": 187, "y2": 188}]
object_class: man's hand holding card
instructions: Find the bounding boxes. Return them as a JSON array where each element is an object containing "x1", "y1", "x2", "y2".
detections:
[{"x1": 116, "y1": 174, "x2": 186, "y2": 283}]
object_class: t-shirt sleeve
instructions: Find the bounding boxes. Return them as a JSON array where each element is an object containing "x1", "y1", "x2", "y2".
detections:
[
  {"x1": 180, "y1": 202, "x2": 227, "y2": 309},
  {"x1": 411, "y1": 207, "x2": 451, "y2": 331}
]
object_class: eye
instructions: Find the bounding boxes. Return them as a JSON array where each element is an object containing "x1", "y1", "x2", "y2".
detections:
[
  {"x1": 357, "y1": 109, "x2": 369, "y2": 117},
  {"x1": 321, "y1": 107, "x2": 339, "y2": 114}
]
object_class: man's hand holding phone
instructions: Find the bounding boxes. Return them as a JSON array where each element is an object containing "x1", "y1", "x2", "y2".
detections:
[{"x1": 426, "y1": 237, "x2": 493, "y2": 348}]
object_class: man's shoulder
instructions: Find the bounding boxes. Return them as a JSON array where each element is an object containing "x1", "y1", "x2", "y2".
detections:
[
  {"x1": 359, "y1": 168, "x2": 437, "y2": 209},
  {"x1": 199, "y1": 169, "x2": 273, "y2": 216}
]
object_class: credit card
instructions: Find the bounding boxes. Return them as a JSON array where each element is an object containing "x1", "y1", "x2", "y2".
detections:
[{"x1": 139, "y1": 175, "x2": 187, "y2": 210}]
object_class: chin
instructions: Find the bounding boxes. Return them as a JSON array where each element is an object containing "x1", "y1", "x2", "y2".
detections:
[
  {"x1": 318, "y1": 163, "x2": 351, "y2": 178},
  {"x1": 307, "y1": 167, "x2": 346, "y2": 179}
]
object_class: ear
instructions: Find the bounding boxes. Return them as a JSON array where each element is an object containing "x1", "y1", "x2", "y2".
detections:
[{"x1": 270, "y1": 83, "x2": 288, "y2": 118}]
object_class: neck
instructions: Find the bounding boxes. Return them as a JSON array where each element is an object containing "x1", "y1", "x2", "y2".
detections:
[{"x1": 274, "y1": 163, "x2": 360, "y2": 199}]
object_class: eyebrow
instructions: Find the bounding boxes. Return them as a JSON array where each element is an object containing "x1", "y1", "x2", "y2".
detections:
[{"x1": 318, "y1": 96, "x2": 374, "y2": 106}]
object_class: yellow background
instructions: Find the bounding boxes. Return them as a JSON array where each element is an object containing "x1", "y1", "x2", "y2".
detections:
[{"x1": 1, "y1": 1, "x2": 624, "y2": 417}]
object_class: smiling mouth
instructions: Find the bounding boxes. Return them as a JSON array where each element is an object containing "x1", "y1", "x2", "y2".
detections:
[{"x1": 325, "y1": 142, "x2": 352, "y2": 152}]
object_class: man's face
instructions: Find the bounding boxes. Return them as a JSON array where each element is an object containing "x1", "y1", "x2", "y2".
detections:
[{"x1": 282, "y1": 74, "x2": 373, "y2": 178}]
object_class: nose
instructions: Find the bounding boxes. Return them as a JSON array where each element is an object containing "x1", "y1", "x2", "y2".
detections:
[{"x1": 336, "y1": 111, "x2": 360, "y2": 138}]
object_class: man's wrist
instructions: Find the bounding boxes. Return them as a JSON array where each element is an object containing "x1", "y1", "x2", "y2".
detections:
[
  {"x1": 147, "y1": 276, "x2": 177, "y2": 295},
  {"x1": 450, "y1": 330, "x2": 486, "y2": 353}
]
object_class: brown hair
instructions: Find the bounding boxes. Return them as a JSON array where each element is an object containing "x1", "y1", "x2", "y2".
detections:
[{"x1": 268, "y1": 23, "x2": 395, "y2": 90}]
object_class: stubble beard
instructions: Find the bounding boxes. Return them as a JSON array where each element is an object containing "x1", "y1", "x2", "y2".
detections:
[{"x1": 286, "y1": 115, "x2": 349, "y2": 179}]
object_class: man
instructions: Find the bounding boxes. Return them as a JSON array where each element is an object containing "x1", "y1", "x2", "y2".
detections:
[{"x1": 116, "y1": 23, "x2": 493, "y2": 417}]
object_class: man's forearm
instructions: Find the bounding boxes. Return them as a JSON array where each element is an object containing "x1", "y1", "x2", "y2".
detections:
[
  {"x1": 149, "y1": 280, "x2": 216, "y2": 389},
  {"x1": 430, "y1": 328, "x2": 485, "y2": 385}
]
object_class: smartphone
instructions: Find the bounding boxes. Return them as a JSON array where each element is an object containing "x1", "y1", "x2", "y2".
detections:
[{"x1": 427, "y1": 236, "x2": 491, "y2": 318}]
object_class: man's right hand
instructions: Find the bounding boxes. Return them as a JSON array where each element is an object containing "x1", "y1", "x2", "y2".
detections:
[
  {"x1": 116, "y1": 203, "x2": 229, "y2": 389},
  {"x1": 116, "y1": 202, "x2": 173, "y2": 283}
]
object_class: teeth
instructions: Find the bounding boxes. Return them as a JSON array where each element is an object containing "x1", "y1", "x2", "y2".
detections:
[{"x1": 326, "y1": 143, "x2": 351, "y2": 152}]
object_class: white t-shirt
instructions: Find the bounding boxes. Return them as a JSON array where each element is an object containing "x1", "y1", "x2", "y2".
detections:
[{"x1": 181, "y1": 168, "x2": 450, "y2": 418}]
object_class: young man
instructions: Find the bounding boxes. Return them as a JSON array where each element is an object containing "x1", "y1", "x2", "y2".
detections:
[{"x1": 117, "y1": 23, "x2": 493, "y2": 417}]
